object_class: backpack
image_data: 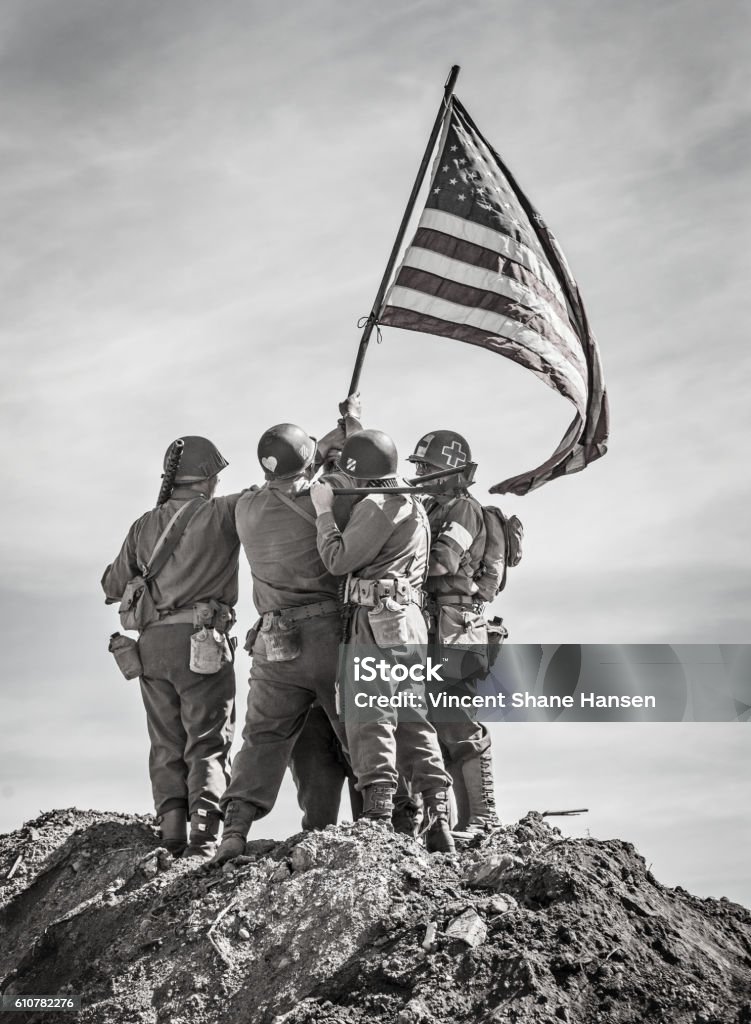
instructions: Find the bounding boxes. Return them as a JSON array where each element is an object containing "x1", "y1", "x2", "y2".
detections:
[{"x1": 474, "y1": 505, "x2": 524, "y2": 602}]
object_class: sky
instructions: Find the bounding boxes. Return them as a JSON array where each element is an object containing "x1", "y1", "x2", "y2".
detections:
[{"x1": 1, "y1": 0, "x2": 749, "y2": 905}]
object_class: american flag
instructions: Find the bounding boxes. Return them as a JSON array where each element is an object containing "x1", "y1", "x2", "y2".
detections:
[{"x1": 380, "y1": 97, "x2": 609, "y2": 496}]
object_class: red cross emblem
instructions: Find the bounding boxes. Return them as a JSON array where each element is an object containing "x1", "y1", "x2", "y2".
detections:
[{"x1": 442, "y1": 441, "x2": 467, "y2": 468}]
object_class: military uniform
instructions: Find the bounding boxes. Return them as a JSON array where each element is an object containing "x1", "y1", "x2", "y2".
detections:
[
  {"x1": 399, "y1": 429, "x2": 502, "y2": 836},
  {"x1": 102, "y1": 485, "x2": 240, "y2": 827},
  {"x1": 220, "y1": 473, "x2": 354, "y2": 820},
  {"x1": 315, "y1": 488, "x2": 451, "y2": 799}
]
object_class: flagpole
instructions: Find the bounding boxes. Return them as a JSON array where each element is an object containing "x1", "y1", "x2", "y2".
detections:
[{"x1": 347, "y1": 64, "x2": 460, "y2": 396}]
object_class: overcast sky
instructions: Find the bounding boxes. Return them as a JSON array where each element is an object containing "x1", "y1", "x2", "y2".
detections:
[{"x1": 1, "y1": 1, "x2": 749, "y2": 905}]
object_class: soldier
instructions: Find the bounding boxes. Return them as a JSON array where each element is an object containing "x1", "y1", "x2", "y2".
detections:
[
  {"x1": 102, "y1": 436, "x2": 241, "y2": 860},
  {"x1": 406, "y1": 430, "x2": 501, "y2": 836},
  {"x1": 212, "y1": 419, "x2": 358, "y2": 864},
  {"x1": 287, "y1": 398, "x2": 364, "y2": 830},
  {"x1": 309, "y1": 429, "x2": 455, "y2": 854}
]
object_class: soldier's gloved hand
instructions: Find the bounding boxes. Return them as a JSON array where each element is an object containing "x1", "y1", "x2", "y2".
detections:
[
  {"x1": 339, "y1": 392, "x2": 362, "y2": 421},
  {"x1": 310, "y1": 481, "x2": 335, "y2": 515}
]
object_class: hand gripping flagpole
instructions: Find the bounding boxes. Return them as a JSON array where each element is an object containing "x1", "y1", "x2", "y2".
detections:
[{"x1": 347, "y1": 64, "x2": 460, "y2": 396}]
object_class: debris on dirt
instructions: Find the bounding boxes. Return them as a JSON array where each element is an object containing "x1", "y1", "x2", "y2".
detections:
[
  {"x1": 5, "y1": 855, "x2": 22, "y2": 880},
  {"x1": 1, "y1": 808, "x2": 750, "y2": 1023}
]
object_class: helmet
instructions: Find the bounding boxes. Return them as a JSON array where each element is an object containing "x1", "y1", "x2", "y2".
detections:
[
  {"x1": 257, "y1": 423, "x2": 317, "y2": 479},
  {"x1": 341, "y1": 429, "x2": 398, "y2": 480},
  {"x1": 408, "y1": 430, "x2": 471, "y2": 472},
  {"x1": 165, "y1": 436, "x2": 228, "y2": 482}
]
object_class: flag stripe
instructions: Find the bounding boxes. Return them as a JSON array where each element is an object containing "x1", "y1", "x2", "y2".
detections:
[
  {"x1": 398, "y1": 249, "x2": 582, "y2": 366},
  {"x1": 420, "y1": 208, "x2": 565, "y2": 302},
  {"x1": 385, "y1": 285, "x2": 587, "y2": 406},
  {"x1": 381, "y1": 304, "x2": 586, "y2": 407},
  {"x1": 412, "y1": 226, "x2": 572, "y2": 326},
  {"x1": 393, "y1": 266, "x2": 585, "y2": 377}
]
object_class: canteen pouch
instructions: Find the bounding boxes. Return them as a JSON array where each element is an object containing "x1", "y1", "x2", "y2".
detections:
[
  {"x1": 367, "y1": 598, "x2": 412, "y2": 649},
  {"x1": 118, "y1": 576, "x2": 157, "y2": 632},
  {"x1": 108, "y1": 632, "x2": 143, "y2": 680},
  {"x1": 437, "y1": 606, "x2": 489, "y2": 682},
  {"x1": 190, "y1": 626, "x2": 226, "y2": 674},
  {"x1": 261, "y1": 615, "x2": 302, "y2": 662}
]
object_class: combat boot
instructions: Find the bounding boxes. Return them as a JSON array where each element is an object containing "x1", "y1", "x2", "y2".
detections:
[
  {"x1": 422, "y1": 789, "x2": 456, "y2": 854},
  {"x1": 156, "y1": 808, "x2": 187, "y2": 856},
  {"x1": 210, "y1": 800, "x2": 258, "y2": 866},
  {"x1": 461, "y1": 750, "x2": 502, "y2": 835},
  {"x1": 362, "y1": 783, "x2": 396, "y2": 822},
  {"x1": 392, "y1": 793, "x2": 423, "y2": 837},
  {"x1": 182, "y1": 810, "x2": 222, "y2": 861}
]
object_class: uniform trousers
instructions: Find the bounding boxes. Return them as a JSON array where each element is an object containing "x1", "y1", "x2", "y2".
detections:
[
  {"x1": 222, "y1": 611, "x2": 347, "y2": 818},
  {"x1": 345, "y1": 604, "x2": 450, "y2": 795},
  {"x1": 138, "y1": 623, "x2": 235, "y2": 817}
]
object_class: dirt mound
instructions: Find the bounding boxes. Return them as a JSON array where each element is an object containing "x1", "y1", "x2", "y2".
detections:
[{"x1": 1, "y1": 810, "x2": 750, "y2": 1024}]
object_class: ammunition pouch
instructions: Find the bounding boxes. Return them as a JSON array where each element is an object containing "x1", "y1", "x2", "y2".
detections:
[
  {"x1": 192, "y1": 600, "x2": 235, "y2": 633},
  {"x1": 108, "y1": 632, "x2": 143, "y2": 680},
  {"x1": 345, "y1": 577, "x2": 424, "y2": 609},
  {"x1": 118, "y1": 576, "x2": 157, "y2": 632}
]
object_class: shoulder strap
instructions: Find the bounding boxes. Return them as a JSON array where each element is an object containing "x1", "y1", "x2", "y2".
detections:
[
  {"x1": 273, "y1": 488, "x2": 318, "y2": 527},
  {"x1": 142, "y1": 498, "x2": 204, "y2": 580}
]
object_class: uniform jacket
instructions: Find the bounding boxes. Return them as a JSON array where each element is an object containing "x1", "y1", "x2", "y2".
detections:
[
  {"x1": 316, "y1": 487, "x2": 429, "y2": 585},
  {"x1": 101, "y1": 487, "x2": 242, "y2": 612},
  {"x1": 423, "y1": 492, "x2": 486, "y2": 598},
  {"x1": 235, "y1": 472, "x2": 354, "y2": 614}
]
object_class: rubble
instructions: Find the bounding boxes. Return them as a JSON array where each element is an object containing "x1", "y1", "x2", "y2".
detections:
[{"x1": 0, "y1": 809, "x2": 749, "y2": 1023}]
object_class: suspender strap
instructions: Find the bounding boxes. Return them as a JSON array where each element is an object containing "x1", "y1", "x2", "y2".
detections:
[
  {"x1": 273, "y1": 488, "x2": 318, "y2": 526},
  {"x1": 142, "y1": 498, "x2": 204, "y2": 580}
]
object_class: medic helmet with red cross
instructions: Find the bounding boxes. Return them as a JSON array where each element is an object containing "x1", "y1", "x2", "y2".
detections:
[{"x1": 408, "y1": 430, "x2": 472, "y2": 473}]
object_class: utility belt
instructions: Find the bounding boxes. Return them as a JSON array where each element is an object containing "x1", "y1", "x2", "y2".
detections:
[
  {"x1": 245, "y1": 599, "x2": 339, "y2": 663},
  {"x1": 345, "y1": 577, "x2": 424, "y2": 610},
  {"x1": 109, "y1": 600, "x2": 236, "y2": 681},
  {"x1": 430, "y1": 594, "x2": 483, "y2": 611},
  {"x1": 345, "y1": 576, "x2": 426, "y2": 649},
  {"x1": 147, "y1": 600, "x2": 235, "y2": 633},
  {"x1": 260, "y1": 598, "x2": 339, "y2": 629}
]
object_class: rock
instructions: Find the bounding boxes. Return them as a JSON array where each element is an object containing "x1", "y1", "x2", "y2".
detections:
[
  {"x1": 422, "y1": 921, "x2": 438, "y2": 951},
  {"x1": 139, "y1": 857, "x2": 159, "y2": 879},
  {"x1": 463, "y1": 853, "x2": 524, "y2": 889},
  {"x1": 398, "y1": 996, "x2": 431, "y2": 1022},
  {"x1": 445, "y1": 909, "x2": 487, "y2": 948},
  {"x1": 237, "y1": 927, "x2": 251, "y2": 941},
  {"x1": 156, "y1": 850, "x2": 172, "y2": 871},
  {"x1": 290, "y1": 842, "x2": 318, "y2": 872},
  {"x1": 488, "y1": 894, "x2": 517, "y2": 915}
]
